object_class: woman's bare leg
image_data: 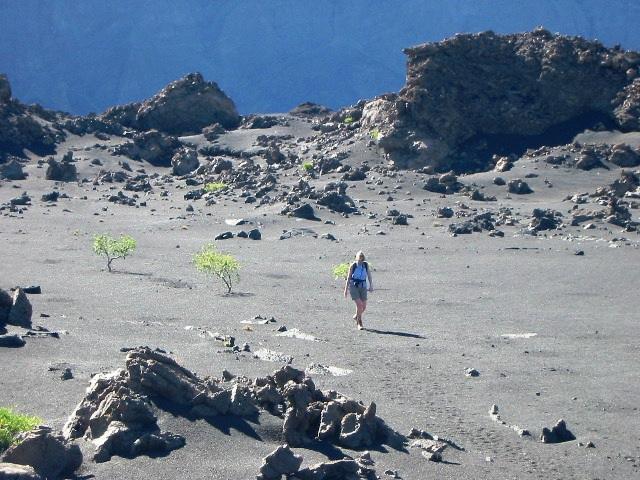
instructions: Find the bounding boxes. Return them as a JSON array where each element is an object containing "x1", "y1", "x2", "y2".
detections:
[{"x1": 358, "y1": 300, "x2": 367, "y2": 328}]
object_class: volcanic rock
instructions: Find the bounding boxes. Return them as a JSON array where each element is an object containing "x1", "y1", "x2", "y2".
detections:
[
  {"x1": 610, "y1": 170, "x2": 640, "y2": 196},
  {"x1": 290, "y1": 102, "x2": 332, "y2": 117},
  {"x1": 507, "y1": 179, "x2": 533, "y2": 195},
  {"x1": 171, "y1": 147, "x2": 199, "y2": 176},
  {"x1": 608, "y1": 144, "x2": 640, "y2": 167},
  {"x1": 528, "y1": 209, "x2": 562, "y2": 232},
  {"x1": 202, "y1": 122, "x2": 226, "y2": 141},
  {"x1": 0, "y1": 289, "x2": 11, "y2": 324},
  {"x1": 0, "y1": 426, "x2": 82, "y2": 479},
  {"x1": 437, "y1": 207, "x2": 454, "y2": 218},
  {"x1": 45, "y1": 154, "x2": 77, "y2": 182},
  {"x1": 367, "y1": 30, "x2": 640, "y2": 170},
  {"x1": 135, "y1": 73, "x2": 240, "y2": 135},
  {"x1": 540, "y1": 419, "x2": 576, "y2": 443},
  {"x1": 613, "y1": 77, "x2": 640, "y2": 130},
  {"x1": 114, "y1": 130, "x2": 182, "y2": 167},
  {"x1": 0, "y1": 159, "x2": 26, "y2": 180},
  {"x1": 316, "y1": 191, "x2": 357, "y2": 213},
  {"x1": 210, "y1": 157, "x2": 233, "y2": 174},
  {"x1": 297, "y1": 458, "x2": 368, "y2": 480},
  {"x1": 289, "y1": 203, "x2": 320, "y2": 221},
  {"x1": 7, "y1": 288, "x2": 32, "y2": 328},
  {"x1": 575, "y1": 149, "x2": 605, "y2": 170},
  {"x1": 257, "y1": 445, "x2": 303, "y2": 480},
  {"x1": 248, "y1": 229, "x2": 262, "y2": 240}
]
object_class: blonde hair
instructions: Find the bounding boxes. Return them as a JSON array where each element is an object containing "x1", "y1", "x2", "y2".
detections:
[{"x1": 355, "y1": 251, "x2": 365, "y2": 261}]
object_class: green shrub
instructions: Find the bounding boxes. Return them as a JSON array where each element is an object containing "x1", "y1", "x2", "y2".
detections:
[
  {"x1": 332, "y1": 262, "x2": 351, "y2": 280},
  {"x1": 0, "y1": 408, "x2": 41, "y2": 452},
  {"x1": 193, "y1": 243, "x2": 240, "y2": 294},
  {"x1": 301, "y1": 161, "x2": 314, "y2": 173},
  {"x1": 93, "y1": 233, "x2": 137, "y2": 272},
  {"x1": 343, "y1": 116, "x2": 354, "y2": 124},
  {"x1": 204, "y1": 182, "x2": 227, "y2": 193},
  {"x1": 370, "y1": 128, "x2": 381, "y2": 141}
]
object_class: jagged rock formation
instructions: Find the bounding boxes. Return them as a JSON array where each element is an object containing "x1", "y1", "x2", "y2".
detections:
[
  {"x1": 0, "y1": 75, "x2": 61, "y2": 159},
  {"x1": 102, "y1": 73, "x2": 240, "y2": 135},
  {"x1": 64, "y1": 348, "x2": 403, "y2": 465},
  {"x1": 362, "y1": 29, "x2": 640, "y2": 171}
]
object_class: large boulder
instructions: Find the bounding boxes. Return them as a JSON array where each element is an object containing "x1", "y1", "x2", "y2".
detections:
[
  {"x1": 608, "y1": 143, "x2": 640, "y2": 167},
  {"x1": 135, "y1": 73, "x2": 240, "y2": 135},
  {"x1": 114, "y1": 130, "x2": 182, "y2": 167},
  {"x1": 171, "y1": 147, "x2": 199, "y2": 176},
  {"x1": 257, "y1": 445, "x2": 303, "y2": 480},
  {"x1": 45, "y1": 152, "x2": 77, "y2": 182},
  {"x1": 7, "y1": 289, "x2": 32, "y2": 329},
  {"x1": 0, "y1": 159, "x2": 26, "y2": 180},
  {"x1": 0, "y1": 426, "x2": 82, "y2": 479},
  {"x1": 370, "y1": 29, "x2": 640, "y2": 170}
]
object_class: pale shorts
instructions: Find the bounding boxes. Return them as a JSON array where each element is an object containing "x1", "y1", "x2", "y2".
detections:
[{"x1": 349, "y1": 284, "x2": 368, "y2": 301}]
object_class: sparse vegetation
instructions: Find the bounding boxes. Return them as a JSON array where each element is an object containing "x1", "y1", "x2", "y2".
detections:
[
  {"x1": 204, "y1": 182, "x2": 227, "y2": 193},
  {"x1": 0, "y1": 408, "x2": 41, "y2": 452},
  {"x1": 93, "y1": 233, "x2": 137, "y2": 272},
  {"x1": 343, "y1": 115, "x2": 354, "y2": 124},
  {"x1": 332, "y1": 262, "x2": 351, "y2": 280},
  {"x1": 301, "y1": 161, "x2": 314, "y2": 173},
  {"x1": 370, "y1": 128, "x2": 381, "y2": 141},
  {"x1": 193, "y1": 243, "x2": 240, "y2": 294}
]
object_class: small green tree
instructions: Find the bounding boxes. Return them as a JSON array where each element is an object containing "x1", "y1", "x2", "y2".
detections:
[
  {"x1": 204, "y1": 182, "x2": 227, "y2": 193},
  {"x1": 343, "y1": 115, "x2": 354, "y2": 124},
  {"x1": 332, "y1": 262, "x2": 351, "y2": 280},
  {"x1": 370, "y1": 128, "x2": 381, "y2": 142},
  {"x1": 0, "y1": 408, "x2": 41, "y2": 452},
  {"x1": 301, "y1": 161, "x2": 314, "y2": 173},
  {"x1": 93, "y1": 234, "x2": 137, "y2": 272},
  {"x1": 193, "y1": 243, "x2": 240, "y2": 294}
]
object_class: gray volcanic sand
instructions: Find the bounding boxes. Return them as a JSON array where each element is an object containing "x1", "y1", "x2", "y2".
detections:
[{"x1": 1, "y1": 119, "x2": 640, "y2": 479}]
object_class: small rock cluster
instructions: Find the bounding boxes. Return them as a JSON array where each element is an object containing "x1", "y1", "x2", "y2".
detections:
[{"x1": 257, "y1": 444, "x2": 376, "y2": 480}]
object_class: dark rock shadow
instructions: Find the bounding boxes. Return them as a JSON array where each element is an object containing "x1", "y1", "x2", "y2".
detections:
[
  {"x1": 111, "y1": 270, "x2": 152, "y2": 277},
  {"x1": 304, "y1": 440, "x2": 353, "y2": 460},
  {"x1": 222, "y1": 291, "x2": 255, "y2": 298},
  {"x1": 364, "y1": 328, "x2": 425, "y2": 339},
  {"x1": 150, "y1": 396, "x2": 262, "y2": 441}
]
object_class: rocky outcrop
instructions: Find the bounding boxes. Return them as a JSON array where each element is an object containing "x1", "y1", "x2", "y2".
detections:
[
  {"x1": 45, "y1": 152, "x2": 77, "y2": 182},
  {"x1": 0, "y1": 159, "x2": 26, "y2": 181},
  {"x1": 103, "y1": 73, "x2": 240, "y2": 135},
  {"x1": 171, "y1": 147, "x2": 199, "y2": 176},
  {"x1": 364, "y1": 30, "x2": 640, "y2": 171},
  {"x1": 113, "y1": 130, "x2": 182, "y2": 166},
  {"x1": 0, "y1": 426, "x2": 82, "y2": 479},
  {"x1": 0, "y1": 288, "x2": 32, "y2": 329},
  {"x1": 65, "y1": 348, "x2": 402, "y2": 464}
]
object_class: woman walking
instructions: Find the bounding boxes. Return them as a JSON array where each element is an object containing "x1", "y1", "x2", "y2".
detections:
[{"x1": 344, "y1": 251, "x2": 374, "y2": 330}]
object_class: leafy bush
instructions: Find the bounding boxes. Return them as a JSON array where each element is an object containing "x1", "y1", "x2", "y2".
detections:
[
  {"x1": 204, "y1": 182, "x2": 227, "y2": 193},
  {"x1": 343, "y1": 116, "x2": 354, "y2": 124},
  {"x1": 370, "y1": 128, "x2": 381, "y2": 141},
  {"x1": 332, "y1": 262, "x2": 351, "y2": 280},
  {"x1": 0, "y1": 408, "x2": 41, "y2": 452},
  {"x1": 93, "y1": 234, "x2": 137, "y2": 272},
  {"x1": 193, "y1": 243, "x2": 240, "y2": 294},
  {"x1": 301, "y1": 161, "x2": 314, "y2": 173}
]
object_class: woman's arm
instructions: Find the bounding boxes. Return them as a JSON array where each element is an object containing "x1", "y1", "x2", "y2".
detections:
[{"x1": 367, "y1": 268, "x2": 373, "y2": 291}]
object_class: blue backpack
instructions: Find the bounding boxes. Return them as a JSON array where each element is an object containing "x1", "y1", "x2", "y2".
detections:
[{"x1": 351, "y1": 262, "x2": 368, "y2": 286}]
